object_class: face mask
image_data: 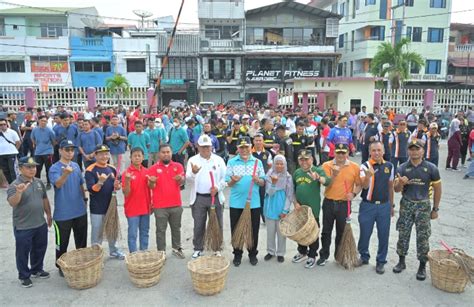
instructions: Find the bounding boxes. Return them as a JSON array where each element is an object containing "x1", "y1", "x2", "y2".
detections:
[{"x1": 174, "y1": 122, "x2": 180, "y2": 127}]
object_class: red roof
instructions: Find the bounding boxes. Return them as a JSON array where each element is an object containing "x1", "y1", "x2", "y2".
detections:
[{"x1": 449, "y1": 58, "x2": 474, "y2": 68}]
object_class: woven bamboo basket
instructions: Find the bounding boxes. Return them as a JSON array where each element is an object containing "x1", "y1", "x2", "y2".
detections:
[
  {"x1": 187, "y1": 256, "x2": 230, "y2": 296},
  {"x1": 428, "y1": 249, "x2": 473, "y2": 293},
  {"x1": 125, "y1": 250, "x2": 166, "y2": 288},
  {"x1": 56, "y1": 245, "x2": 104, "y2": 290},
  {"x1": 279, "y1": 205, "x2": 319, "y2": 246}
]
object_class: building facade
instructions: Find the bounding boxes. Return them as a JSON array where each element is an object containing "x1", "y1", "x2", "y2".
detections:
[
  {"x1": 310, "y1": 0, "x2": 452, "y2": 86},
  {"x1": 447, "y1": 23, "x2": 474, "y2": 88}
]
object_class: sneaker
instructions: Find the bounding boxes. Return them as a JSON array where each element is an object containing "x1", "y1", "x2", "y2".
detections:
[
  {"x1": 316, "y1": 258, "x2": 327, "y2": 266},
  {"x1": 277, "y1": 256, "x2": 285, "y2": 263},
  {"x1": 172, "y1": 248, "x2": 185, "y2": 259},
  {"x1": 359, "y1": 258, "x2": 369, "y2": 265},
  {"x1": 32, "y1": 271, "x2": 50, "y2": 279},
  {"x1": 452, "y1": 168, "x2": 462, "y2": 172},
  {"x1": 46, "y1": 183, "x2": 52, "y2": 190},
  {"x1": 233, "y1": 257, "x2": 241, "y2": 267},
  {"x1": 264, "y1": 253, "x2": 273, "y2": 261},
  {"x1": 192, "y1": 250, "x2": 202, "y2": 259},
  {"x1": 463, "y1": 175, "x2": 469, "y2": 180},
  {"x1": 249, "y1": 256, "x2": 258, "y2": 266},
  {"x1": 305, "y1": 257, "x2": 316, "y2": 269},
  {"x1": 110, "y1": 250, "x2": 125, "y2": 260},
  {"x1": 376, "y1": 263, "x2": 385, "y2": 275},
  {"x1": 20, "y1": 278, "x2": 33, "y2": 288},
  {"x1": 292, "y1": 253, "x2": 307, "y2": 263}
]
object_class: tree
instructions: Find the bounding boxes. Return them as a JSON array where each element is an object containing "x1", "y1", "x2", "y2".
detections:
[
  {"x1": 105, "y1": 74, "x2": 130, "y2": 103},
  {"x1": 370, "y1": 38, "x2": 424, "y2": 89}
]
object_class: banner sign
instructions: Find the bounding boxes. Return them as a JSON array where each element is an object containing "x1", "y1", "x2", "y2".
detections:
[
  {"x1": 246, "y1": 70, "x2": 320, "y2": 81},
  {"x1": 31, "y1": 61, "x2": 68, "y2": 73}
]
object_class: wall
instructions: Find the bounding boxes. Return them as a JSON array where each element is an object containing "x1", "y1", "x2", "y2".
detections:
[
  {"x1": 3, "y1": 16, "x2": 27, "y2": 36},
  {"x1": 25, "y1": 16, "x2": 67, "y2": 36},
  {"x1": 67, "y1": 7, "x2": 99, "y2": 37},
  {"x1": 198, "y1": 0, "x2": 245, "y2": 20}
]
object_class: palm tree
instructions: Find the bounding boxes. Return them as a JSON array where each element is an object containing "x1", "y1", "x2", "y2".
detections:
[
  {"x1": 105, "y1": 74, "x2": 130, "y2": 104},
  {"x1": 370, "y1": 38, "x2": 424, "y2": 89}
]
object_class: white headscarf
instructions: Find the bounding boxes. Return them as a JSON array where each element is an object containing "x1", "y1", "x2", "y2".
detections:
[
  {"x1": 265, "y1": 155, "x2": 294, "y2": 202},
  {"x1": 448, "y1": 118, "x2": 460, "y2": 140}
]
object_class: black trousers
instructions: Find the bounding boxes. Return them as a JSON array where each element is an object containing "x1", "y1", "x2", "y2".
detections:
[
  {"x1": 319, "y1": 198, "x2": 350, "y2": 260},
  {"x1": 53, "y1": 145, "x2": 60, "y2": 163},
  {"x1": 35, "y1": 154, "x2": 52, "y2": 184},
  {"x1": 53, "y1": 214, "x2": 88, "y2": 267},
  {"x1": 230, "y1": 207, "x2": 260, "y2": 258},
  {"x1": 0, "y1": 154, "x2": 17, "y2": 183},
  {"x1": 21, "y1": 138, "x2": 33, "y2": 158},
  {"x1": 172, "y1": 153, "x2": 186, "y2": 168},
  {"x1": 361, "y1": 144, "x2": 370, "y2": 164},
  {"x1": 259, "y1": 186, "x2": 266, "y2": 222},
  {"x1": 460, "y1": 137, "x2": 469, "y2": 165},
  {"x1": 297, "y1": 218, "x2": 320, "y2": 258}
]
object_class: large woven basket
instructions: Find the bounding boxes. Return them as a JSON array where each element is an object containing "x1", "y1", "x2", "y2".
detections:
[
  {"x1": 125, "y1": 250, "x2": 166, "y2": 288},
  {"x1": 279, "y1": 205, "x2": 319, "y2": 246},
  {"x1": 57, "y1": 245, "x2": 104, "y2": 290},
  {"x1": 428, "y1": 249, "x2": 473, "y2": 293},
  {"x1": 187, "y1": 256, "x2": 230, "y2": 296}
]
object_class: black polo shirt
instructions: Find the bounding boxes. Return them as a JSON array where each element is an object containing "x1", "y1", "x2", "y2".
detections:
[
  {"x1": 397, "y1": 160, "x2": 441, "y2": 201},
  {"x1": 261, "y1": 130, "x2": 276, "y2": 147},
  {"x1": 360, "y1": 160, "x2": 394, "y2": 203},
  {"x1": 226, "y1": 129, "x2": 246, "y2": 155},
  {"x1": 212, "y1": 128, "x2": 226, "y2": 154},
  {"x1": 363, "y1": 122, "x2": 379, "y2": 145}
]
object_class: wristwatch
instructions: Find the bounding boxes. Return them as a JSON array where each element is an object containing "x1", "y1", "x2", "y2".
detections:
[{"x1": 432, "y1": 207, "x2": 439, "y2": 212}]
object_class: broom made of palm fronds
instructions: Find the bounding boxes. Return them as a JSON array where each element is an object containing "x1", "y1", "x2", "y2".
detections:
[
  {"x1": 0, "y1": 169, "x2": 7, "y2": 187},
  {"x1": 335, "y1": 181, "x2": 359, "y2": 270},
  {"x1": 231, "y1": 160, "x2": 258, "y2": 251},
  {"x1": 102, "y1": 156, "x2": 122, "y2": 242},
  {"x1": 205, "y1": 171, "x2": 223, "y2": 252},
  {"x1": 441, "y1": 240, "x2": 474, "y2": 283}
]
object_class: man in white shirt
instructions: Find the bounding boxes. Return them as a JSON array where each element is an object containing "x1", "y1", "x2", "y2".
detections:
[
  {"x1": 186, "y1": 135, "x2": 227, "y2": 259},
  {"x1": 0, "y1": 117, "x2": 21, "y2": 184}
]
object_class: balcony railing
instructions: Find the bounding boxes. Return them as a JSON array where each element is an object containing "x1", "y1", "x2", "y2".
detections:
[
  {"x1": 455, "y1": 44, "x2": 474, "y2": 52},
  {"x1": 200, "y1": 39, "x2": 242, "y2": 49}
]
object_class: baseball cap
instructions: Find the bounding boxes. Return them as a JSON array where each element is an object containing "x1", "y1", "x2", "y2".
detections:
[
  {"x1": 197, "y1": 134, "x2": 212, "y2": 147},
  {"x1": 381, "y1": 114, "x2": 388, "y2": 120},
  {"x1": 95, "y1": 144, "x2": 110, "y2": 153},
  {"x1": 237, "y1": 136, "x2": 251, "y2": 147},
  {"x1": 154, "y1": 118, "x2": 162, "y2": 123},
  {"x1": 7, "y1": 110, "x2": 17, "y2": 115},
  {"x1": 275, "y1": 124, "x2": 286, "y2": 131},
  {"x1": 59, "y1": 140, "x2": 76, "y2": 149},
  {"x1": 429, "y1": 122, "x2": 438, "y2": 129},
  {"x1": 334, "y1": 143, "x2": 349, "y2": 153},
  {"x1": 408, "y1": 139, "x2": 425, "y2": 149},
  {"x1": 298, "y1": 149, "x2": 312, "y2": 160},
  {"x1": 383, "y1": 121, "x2": 392, "y2": 128},
  {"x1": 242, "y1": 114, "x2": 250, "y2": 120},
  {"x1": 19, "y1": 156, "x2": 39, "y2": 167}
]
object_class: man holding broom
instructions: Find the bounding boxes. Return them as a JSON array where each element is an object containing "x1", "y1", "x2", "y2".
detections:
[
  {"x1": 85, "y1": 144, "x2": 125, "y2": 260},
  {"x1": 319, "y1": 143, "x2": 362, "y2": 266},
  {"x1": 186, "y1": 135, "x2": 227, "y2": 259},
  {"x1": 226, "y1": 136, "x2": 265, "y2": 267},
  {"x1": 393, "y1": 139, "x2": 441, "y2": 281}
]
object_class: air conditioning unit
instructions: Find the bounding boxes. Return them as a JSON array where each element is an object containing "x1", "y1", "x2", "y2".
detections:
[{"x1": 446, "y1": 75, "x2": 453, "y2": 82}]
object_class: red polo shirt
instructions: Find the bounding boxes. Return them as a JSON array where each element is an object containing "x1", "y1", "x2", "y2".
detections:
[
  {"x1": 121, "y1": 164, "x2": 151, "y2": 217},
  {"x1": 148, "y1": 161, "x2": 184, "y2": 209}
]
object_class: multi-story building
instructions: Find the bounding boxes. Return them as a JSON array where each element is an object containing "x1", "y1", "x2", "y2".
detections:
[
  {"x1": 447, "y1": 23, "x2": 474, "y2": 88},
  {"x1": 310, "y1": 0, "x2": 452, "y2": 86},
  {"x1": 198, "y1": 0, "x2": 245, "y2": 103},
  {"x1": 0, "y1": 6, "x2": 99, "y2": 87}
]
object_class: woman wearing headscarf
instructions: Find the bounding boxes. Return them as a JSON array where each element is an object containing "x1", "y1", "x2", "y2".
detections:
[
  {"x1": 263, "y1": 155, "x2": 294, "y2": 263},
  {"x1": 248, "y1": 119, "x2": 261, "y2": 139},
  {"x1": 446, "y1": 118, "x2": 463, "y2": 171}
]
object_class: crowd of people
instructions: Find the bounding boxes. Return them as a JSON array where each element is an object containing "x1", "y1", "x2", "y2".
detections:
[{"x1": 2, "y1": 101, "x2": 473, "y2": 288}]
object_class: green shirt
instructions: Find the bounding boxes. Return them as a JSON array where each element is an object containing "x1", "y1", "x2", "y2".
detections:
[{"x1": 293, "y1": 166, "x2": 331, "y2": 218}]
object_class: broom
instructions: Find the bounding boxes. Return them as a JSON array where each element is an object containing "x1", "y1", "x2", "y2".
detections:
[
  {"x1": 102, "y1": 155, "x2": 121, "y2": 242},
  {"x1": 204, "y1": 171, "x2": 223, "y2": 252},
  {"x1": 440, "y1": 240, "x2": 474, "y2": 283},
  {"x1": 335, "y1": 180, "x2": 359, "y2": 270},
  {"x1": 0, "y1": 169, "x2": 6, "y2": 187},
  {"x1": 231, "y1": 160, "x2": 258, "y2": 250}
]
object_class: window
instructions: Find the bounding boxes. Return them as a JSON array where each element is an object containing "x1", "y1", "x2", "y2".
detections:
[
  {"x1": 331, "y1": 3, "x2": 338, "y2": 13},
  {"x1": 430, "y1": 0, "x2": 446, "y2": 8},
  {"x1": 247, "y1": 59, "x2": 282, "y2": 71},
  {"x1": 0, "y1": 61, "x2": 25, "y2": 72},
  {"x1": 204, "y1": 25, "x2": 239, "y2": 39},
  {"x1": 406, "y1": 26, "x2": 412, "y2": 39},
  {"x1": 126, "y1": 59, "x2": 146, "y2": 72},
  {"x1": 405, "y1": 0, "x2": 414, "y2": 6},
  {"x1": 0, "y1": 18, "x2": 5, "y2": 36},
  {"x1": 340, "y1": 2, "x2": 345, "y2": 16},
  {"x1": 410, "y1": 62, "x2": 420, "y2": 74},
  {"x1": 428, "y1": 28, "x2": 444, "y2": 43},
  {"x1": 356, "y1": 0, "x2": 360, "y2": 10},
  {"x1": 366, "y1": 0, "x2": 376, "y2": 5},
  {"x1": 337, "y1": 63, "x2": 343, "y2": 76},
  {"x1": 425, "y1": 60, "x2": 441, "y2": 74},
  {"x1": 208, "y1": 59, "x2": 235, "y2": 81},
  {"x1": 412, "y1": 27, "x2": 422, "y2": 42},
  {"x1": 74, "y1": 61, "x2": 111, "y2": 72},
  {"x1": 163, "y1": 57, "x2": 197, "y2": 80},
  {"x1": 30, "y1": 56, "x2": 68, "y2": 72},
  {"x1": 338, "y1": 34, "x2": 344, "y2": 48},
  {"x1": 351, "y1": 30, "x2": 355, "y2": 51},
  {"x1": 40, "y1": 23, "x2": 67, "y2": 38},
  {"x1": 370, "y1": 26, "x2": 385, "y2": 40}
]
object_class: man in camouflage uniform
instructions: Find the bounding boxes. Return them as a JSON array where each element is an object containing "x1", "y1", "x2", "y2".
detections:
[{"x1": 393, "y1": 139, "x2": 442, "y2": 281}]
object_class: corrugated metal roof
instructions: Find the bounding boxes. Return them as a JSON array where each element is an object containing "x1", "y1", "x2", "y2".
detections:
[
  {"x1": 0, "y1": 7, "x2": 79, "y2": 16},
  {"x1": 246, "y1": 1, "x2": 342, "y2": 19}
]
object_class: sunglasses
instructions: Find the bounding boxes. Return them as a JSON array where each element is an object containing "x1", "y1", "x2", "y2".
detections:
[
  {"x1": 335, "y1": 151, "x2": 348, "y2": 154},
  {"x1": 63, "y1": 148, "x2": 75, "y2": 152}
]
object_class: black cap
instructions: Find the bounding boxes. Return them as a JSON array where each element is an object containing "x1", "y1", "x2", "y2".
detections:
[
  {"x1": 298, "y1": 149, "x2": 312, "y2": 160},
  {"x1": 19, "y1": 156, "x2": 39, "y2": 167},
  {"x1": 95, "y1": 144, "x2": 110, "y2": 153},
  {"x1": 408, "y1": 139, "x2": 425, "y2": 149},
  {"x1": 334, "y1": 143, "x2": 349, "y2": 153},
  {"x1": 275, "y1": 124, "x2": 286, "y2": 131},
  {"x1": 237, "y1": 136, "x2": 251, "y2": 147},
  {"x1": 59, "y1": 140, "x2": 76, "y2": 149}
]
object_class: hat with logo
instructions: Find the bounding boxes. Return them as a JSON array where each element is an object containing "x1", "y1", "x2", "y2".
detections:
[
  {"x1": 237, "y1": 136, "x2": 251, "y2": 147},
  {"x1": 334, "y1": 143, "x2": 349, "y2": 153},
  {"x1": 298, "y1": 149, "x2": 312, "y2": 160},
  {"x1": 154, "y1": 117, "x2": 162, "y2": 123},
  {"x1": 408, "y1": 139, "x2": 425, "y2": 149},
  {"x1": 59, "y1": 140, "x2": 76, "y2": 149},
  {"x1": 197, "y1": 134, "x2": 213, "y2": 147},
  {"x1": 19, "y1": 156, "x2": 39, "y2": 167},
  {"x1": 95, "y1": 144, "x2": 110, "y2": 153}
]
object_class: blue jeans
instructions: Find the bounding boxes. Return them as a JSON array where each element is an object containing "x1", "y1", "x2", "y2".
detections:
[
  {"x1": 90, "y1": 213, "x2": 118, "y2": 254},
  {"x1": 467, "y1": 158, "x2": 474, "y2": 177},
  {"x1": 358, "y1": 201, "x2": 391, "y2": 264},
  {"x1": 14, "y1": 223, "x2": 48, "y2": 280},
  {"x1": 127, "y1": 215, "x2": 150, "y2": 253}
]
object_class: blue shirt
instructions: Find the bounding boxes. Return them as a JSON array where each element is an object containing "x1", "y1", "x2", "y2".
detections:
[
  {"x1": 53, "y1": 124, "x2": 79, "y2": 145},
  {"x1": 145, "y1": 127, "x2": 164, "y2": 153},
  {"x1": 169, "y1": 127, "x2": 189, "y2": 154},
  {"x1": 105, "y1": 125, "x2": 127, "y2": 155},
  {"x1": 93, "y1": 127, "x2": 104, "y2": 141},
  {"x1": 49, "y1": 161, "x2": 87, "y2": 221},
  {"x1": 327, "y1": 126, "x2": 353, "y2": 146},
  {"x1": 128, "y1": 131, "x2": 150, "y2": 160},
  {"x1": 78, "y1": 130, "x2": 102, "y2": 155},
  {"x1": 85, "y1": 163, "x2": 116, "y2": 215},
  {"x1": 225, "y1": 155, "x2": 265, "y2": 209},
  {"x1": 264, "y1": 190, "x2": 287, "y2": 220},
  {"x1": 31, "y1": 126, "x2": 55, "y2": 155}
]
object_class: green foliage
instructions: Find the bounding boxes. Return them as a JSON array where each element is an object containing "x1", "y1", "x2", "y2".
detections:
[{"x1": 105, "y1": 74, "x2": 130, "y2": 98}]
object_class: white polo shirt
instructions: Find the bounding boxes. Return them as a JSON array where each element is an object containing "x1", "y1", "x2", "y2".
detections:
[{"x1": 0, "y1": 128, "x2": 20, "y2": 155}]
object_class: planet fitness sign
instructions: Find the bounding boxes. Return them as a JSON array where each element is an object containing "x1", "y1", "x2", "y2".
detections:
[{"x1": 245, "y1": 70, "x2": 320, "y2": 82}]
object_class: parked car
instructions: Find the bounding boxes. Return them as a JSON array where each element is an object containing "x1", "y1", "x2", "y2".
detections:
[
  {"x1": 168, "y1": 99, "x2": 188, "y2": 109},
  {"x1": 199, "y1": 101, "x2": 215, "y2": 111},
  {"x1": 225, "y1": 99, "x2": 245, "y2": 109}
]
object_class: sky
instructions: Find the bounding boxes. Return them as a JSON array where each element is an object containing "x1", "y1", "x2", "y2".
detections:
[{"x1": 0, "y1": 0, "x2": 472, "y2": 28}]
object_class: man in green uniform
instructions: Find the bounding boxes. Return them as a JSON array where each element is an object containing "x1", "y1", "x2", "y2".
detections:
[
  {"x1": 393, "y1": 139, "x2": 442, "y2": 281},
  {"x1": 291, "y1": 149, "x2": 331, "y2": 269}
]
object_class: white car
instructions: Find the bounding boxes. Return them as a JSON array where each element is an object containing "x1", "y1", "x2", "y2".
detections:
[{"x1": 199, "y1": 101, "x2": 215, "y2": 111}]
